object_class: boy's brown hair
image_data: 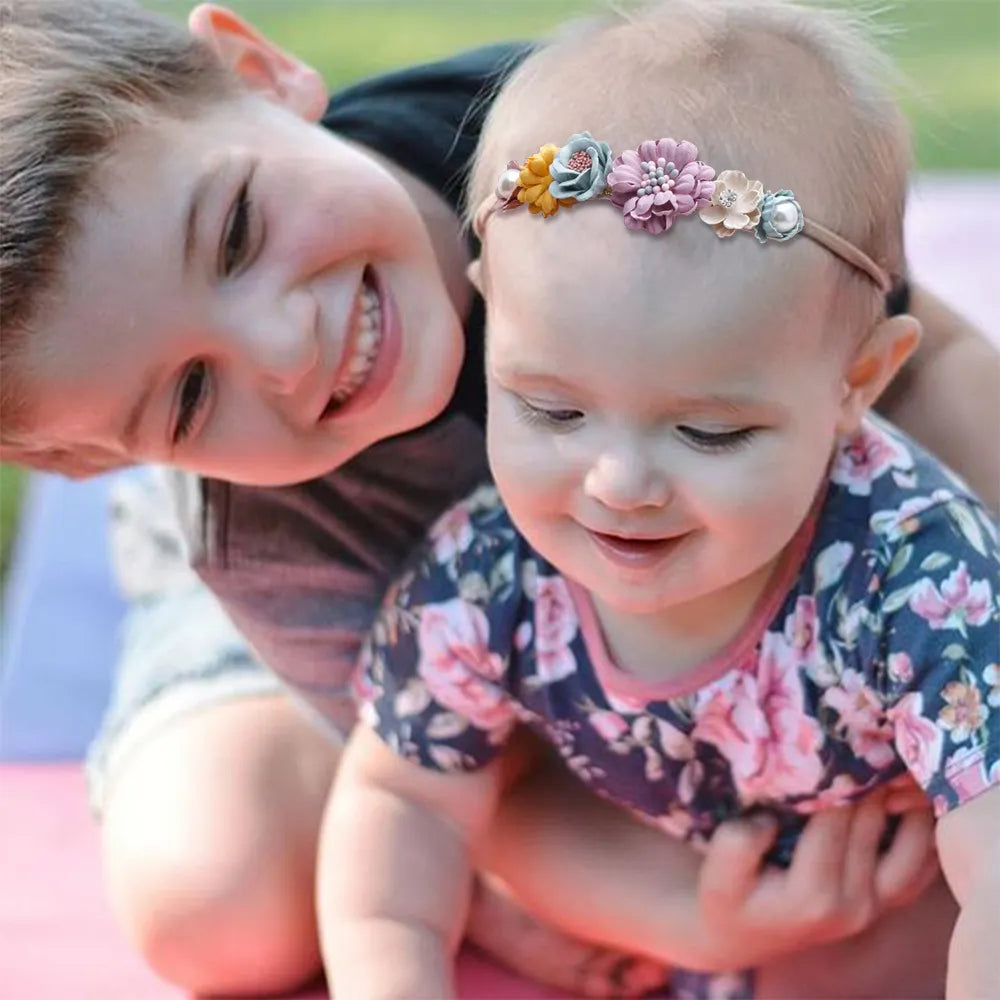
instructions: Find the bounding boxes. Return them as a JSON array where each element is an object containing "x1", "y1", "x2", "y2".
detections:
[{"x1": 1, "y1": 0, "x2": 236, "y2": 477}]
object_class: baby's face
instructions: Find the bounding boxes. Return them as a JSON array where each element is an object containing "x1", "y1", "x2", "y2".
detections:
[
  {"x1": 484, "y1": 202, "x2": 852, "y2": 616},
  {"x1": 21, "y1": 92, "x2": 462, "y2": 484}
]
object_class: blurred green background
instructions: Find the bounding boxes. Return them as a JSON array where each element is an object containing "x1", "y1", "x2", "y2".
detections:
[{"x1": 1, "y1": 0, "x2": 997, "y2": 576}]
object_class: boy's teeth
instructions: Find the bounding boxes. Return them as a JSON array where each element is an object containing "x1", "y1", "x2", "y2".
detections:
[{"x1": 326, "y1": 276, "x2": 383, "y2": 411}]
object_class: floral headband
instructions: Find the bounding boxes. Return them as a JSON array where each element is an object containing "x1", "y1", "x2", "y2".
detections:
[{"x1": 474, "y1": 132, "x2": 890, "y2": 293}]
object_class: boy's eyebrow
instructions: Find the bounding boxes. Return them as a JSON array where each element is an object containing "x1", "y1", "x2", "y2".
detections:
[{"x1": 183, "y1": 165, "x2": 222, "y2": 272}]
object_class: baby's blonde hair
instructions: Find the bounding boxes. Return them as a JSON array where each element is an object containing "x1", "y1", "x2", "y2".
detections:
[{"x1": 468, "y1": 0, "x2": 910, "y2": 336}]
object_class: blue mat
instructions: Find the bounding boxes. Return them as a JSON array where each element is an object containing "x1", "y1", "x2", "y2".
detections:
[{"x1": 0, "y1": 471, "x2": 134, "y2": 760}]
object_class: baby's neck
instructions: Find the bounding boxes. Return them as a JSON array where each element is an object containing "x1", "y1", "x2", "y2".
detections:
[{"x1": 591, "y1": 555, "x2": 781, "y2": 685}]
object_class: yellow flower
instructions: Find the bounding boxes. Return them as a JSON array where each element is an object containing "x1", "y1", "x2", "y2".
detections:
[{"x1": 517, "y1": 144, "x2": 575, "y2": 218}]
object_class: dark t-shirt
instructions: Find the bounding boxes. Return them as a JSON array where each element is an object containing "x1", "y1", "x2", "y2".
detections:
[
  {"x1": 176, "y1": 44, "x2": 530, "y2": 732},
  {"x1": 321, "y1": 42, "x2": 530, "y2": 428}
]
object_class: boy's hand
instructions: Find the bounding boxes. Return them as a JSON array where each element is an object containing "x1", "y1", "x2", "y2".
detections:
[{"x1": 693, "y1": 780, "x2": 939, "y2": 969}]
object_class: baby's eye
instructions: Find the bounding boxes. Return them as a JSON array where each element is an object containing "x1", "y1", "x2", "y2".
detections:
[
  {"x1": 516, "y1": 398, "x2": 585, "y2": 431},
  {"x1": 677, "y1": 425, "x2": 756, "y2": 452},
  {"x1": 219, "y1": 178, "x2": 252, "y2": 277},
  {"x1": 172, "y1": 360, "x2": 210, "y2": 444}
]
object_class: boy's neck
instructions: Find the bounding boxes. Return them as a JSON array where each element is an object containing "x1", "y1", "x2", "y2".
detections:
[
  {"x1": 590, "y1": 554, "x2": 783, "y2": 685},
  {"x1": 351, "y1": 141, "x2": 473, "y2": 325}
]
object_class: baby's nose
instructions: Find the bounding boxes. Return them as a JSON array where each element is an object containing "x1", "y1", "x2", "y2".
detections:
[{"x1": 583, "y1": 450, "x2": 671, "y2": 510}]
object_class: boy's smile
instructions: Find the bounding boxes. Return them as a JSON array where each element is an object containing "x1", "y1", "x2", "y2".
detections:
[{"x1": 21, "y1": 81, "x2": 462, "y2": 485}]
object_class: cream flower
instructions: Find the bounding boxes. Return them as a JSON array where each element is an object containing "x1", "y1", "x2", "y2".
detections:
[{"x1": 698, "y1": 169, "x2": 764, "y2": 238}]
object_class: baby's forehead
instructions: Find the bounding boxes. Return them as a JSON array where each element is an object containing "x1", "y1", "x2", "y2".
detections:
[{"x1": 484, "y1": 201, "x2": 834, "y2": 365}]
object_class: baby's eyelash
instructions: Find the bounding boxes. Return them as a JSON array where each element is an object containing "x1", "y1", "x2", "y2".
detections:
[
  {"x1": 515, "y1": 397, "x2": 584, "y2": 431},
  {"x1": 677, "y1": 425, "x2": 757, "y2": 452}
]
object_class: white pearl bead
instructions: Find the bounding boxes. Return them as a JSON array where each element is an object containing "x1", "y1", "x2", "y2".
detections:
[
  {"x1": 771, "y1": 201, "x2": 800, "y2": 233},
  {"x1": 496, "y1": 168, "x2": 521, "y2": 199}
]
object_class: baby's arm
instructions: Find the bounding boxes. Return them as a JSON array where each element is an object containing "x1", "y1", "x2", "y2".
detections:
[
  {"x1": 486, "y1": 759, "x2": 937, "y2": 971},
  {"x1": 878, "y1": 285, "x2": 999, "y2": 511},
  {"x1": 322, "y1": 724, "x2": 503, "y2": 999},
  {"x1": 936, "y1": 784, "x2": 1000, "y2": 998}
]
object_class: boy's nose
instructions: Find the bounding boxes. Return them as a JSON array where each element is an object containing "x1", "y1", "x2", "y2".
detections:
[
  {"x1": 240, "y1": 297, "x2": 320, "y2": 397},
  {"x1": 583, "y1": 449, "x2": 672, "y2": 511}
]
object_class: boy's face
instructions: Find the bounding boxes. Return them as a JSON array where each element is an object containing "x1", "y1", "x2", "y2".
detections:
[
  {"x1": 484, "y1": 205, "x2": 854, "y2": 620},
  {"x1": 23, "y1": 59, "x2": 461, "y2": 484}
]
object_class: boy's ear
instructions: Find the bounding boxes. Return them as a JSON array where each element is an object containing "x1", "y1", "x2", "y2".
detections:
[
  {"x1": 188, "y1": 4, "x2": 327, "y2": 122},
  {"x1": 838, "y1": 314, "x2": 922, "y2": 432}
]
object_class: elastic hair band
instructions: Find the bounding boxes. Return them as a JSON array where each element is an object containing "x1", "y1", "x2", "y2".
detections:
[{"x1": 474, "y1": 133, "x2": 890, "y2": 294}]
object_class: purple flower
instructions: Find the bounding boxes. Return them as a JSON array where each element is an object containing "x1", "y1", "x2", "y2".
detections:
[{"x1": 606, "y1": 138, "x2": 716, "y2": 234}]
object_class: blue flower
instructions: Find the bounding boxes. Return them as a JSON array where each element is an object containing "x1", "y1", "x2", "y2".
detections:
[
  {"x1": 548, "y1": 132, "x2": 613, "y2": 202},
  {"x1": 755, "y1": 190, "x2": 804, "y2": 243}
]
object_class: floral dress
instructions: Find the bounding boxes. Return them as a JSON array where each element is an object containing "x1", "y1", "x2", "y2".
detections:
[{"x1": 356, "y1": 416, "x2": 999, "y2": 999}]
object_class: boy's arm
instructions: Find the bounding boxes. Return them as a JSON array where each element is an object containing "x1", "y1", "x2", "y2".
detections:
[
  {"x1": 935, "y1": 784, "x2": 1000, "y2": 998},
  {"x1": 319, "y1": 725, "x2": 502, "y2": 999},
  {"x1": 877, "y1": 284, "x2": 1000, "y2": 511}
]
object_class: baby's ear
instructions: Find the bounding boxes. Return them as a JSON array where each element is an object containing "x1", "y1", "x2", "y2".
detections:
[
  {"x1": 466, "y1": 258, "x2": 484, "y2": 295},
  {"x1": 188, "y1": 4, "x2": 327, "y2": 122},
  {"x1": 838, "y1": 314, "x2": 921, "y2": 433}
]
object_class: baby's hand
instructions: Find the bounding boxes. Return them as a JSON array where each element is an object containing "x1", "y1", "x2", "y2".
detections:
[{"x1": 692, "y1": 782, "x2": 939, "y2": 970}]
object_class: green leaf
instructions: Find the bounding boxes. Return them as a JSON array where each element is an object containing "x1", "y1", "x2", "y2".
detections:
[
  {"x1": 887, "y1": 544, "x2": 913, "y2": 579},
  {"x1": 942, "y1": 643, "x2": 968, "y2": 661},
  {"x1": 882, "y1": 586, "x2": 913, "y2": 614},
  {"x1": 948, "y1": 501, "x2": 988, "y2": 556},
  {"x1": 920, "y1": 551, "x2": 952, "y2": 572}
]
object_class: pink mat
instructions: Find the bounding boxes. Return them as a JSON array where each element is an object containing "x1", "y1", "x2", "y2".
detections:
[{"x1": 0, "y1": 764, "x2": 568, "y2": 1000}]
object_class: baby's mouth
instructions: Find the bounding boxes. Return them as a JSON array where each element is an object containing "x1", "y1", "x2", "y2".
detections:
[{"x1": 322, "y1": 268, "x2": 383, "y2": 417}]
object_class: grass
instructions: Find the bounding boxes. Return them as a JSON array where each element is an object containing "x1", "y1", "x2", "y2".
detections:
[{"x1": 1, "y1": 0, "x2": 996, "y2": 576}]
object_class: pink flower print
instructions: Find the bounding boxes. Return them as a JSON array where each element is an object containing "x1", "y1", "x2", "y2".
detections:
[
  {"x1": 983, "y1": 664, "x2": 1000, "y2": 707},
  {"x1": 831, "y1": 423, "x2": 913, "y2": 496},
  {"x1": 783, "y1": 595, "x2": 820, "y2": 664},
  {"x1": 655, "y1": 718, "x2": 695, "y2": 761},
  {"x1": 887, "y1": 652, "x2": 914, "y2": 684},
  {"x1": 944, "y1": 744, "x2": 991, "y2": 805},
  {"x1": 795, "y1": 774, "x2": 865, "y2": 813},
  {"x1": 607, "y1": 690, "x2": 647, "y2": 715},
  {"x1": 353, "y1": 647, "x2": 384, "y2": 704},
  {"x1": 429, "y1": 503, "x2": 474, "y2": 563},
  {"x1": 514, "y1": 621, "x2": 533, "y2": 652},
  {"x1": 869, "y1": 489, "x2": 954, "y2": 540},
  {"x1": 909, "y1": 563, "x2": 993, "y2": 632},
  {"x1": 606, "y1": 138, "x2": 715, "y2": 235},
  {"x1": 822, "y1": 669, "x2": 895, "y2": 768},
  {"x1": 694, "y1": 630, "x2": 824, "y2": 803},
  {"x1": 888, "y1": 692, "x2": 943, "y2": 788},
  {"x1": 534, "y1": 575, "x2": 579, "y2": 684},
  {"x1": 417, "y1": 598, "x2": 515, "y2": 734},
  {"x1": 937, "y1": 680, "x2": 988, "y2": 743},
  {"x1": 589, "y1": 709, "x2": 630, "y2": 742}
]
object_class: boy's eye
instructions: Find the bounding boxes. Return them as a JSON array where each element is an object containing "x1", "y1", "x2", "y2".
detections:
[
  {"x1": 516, "y1": 397, "x2": 584, "y2": 431},
  {"x1": 677, "y1": 425, "x2": 756, "y2": 452},
  {"x1": 172, "y1": 360, "x2": 210, "y2": 444},
  {"x1": 219, "y1": 178, "x2": 252, "y2": 277}
]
